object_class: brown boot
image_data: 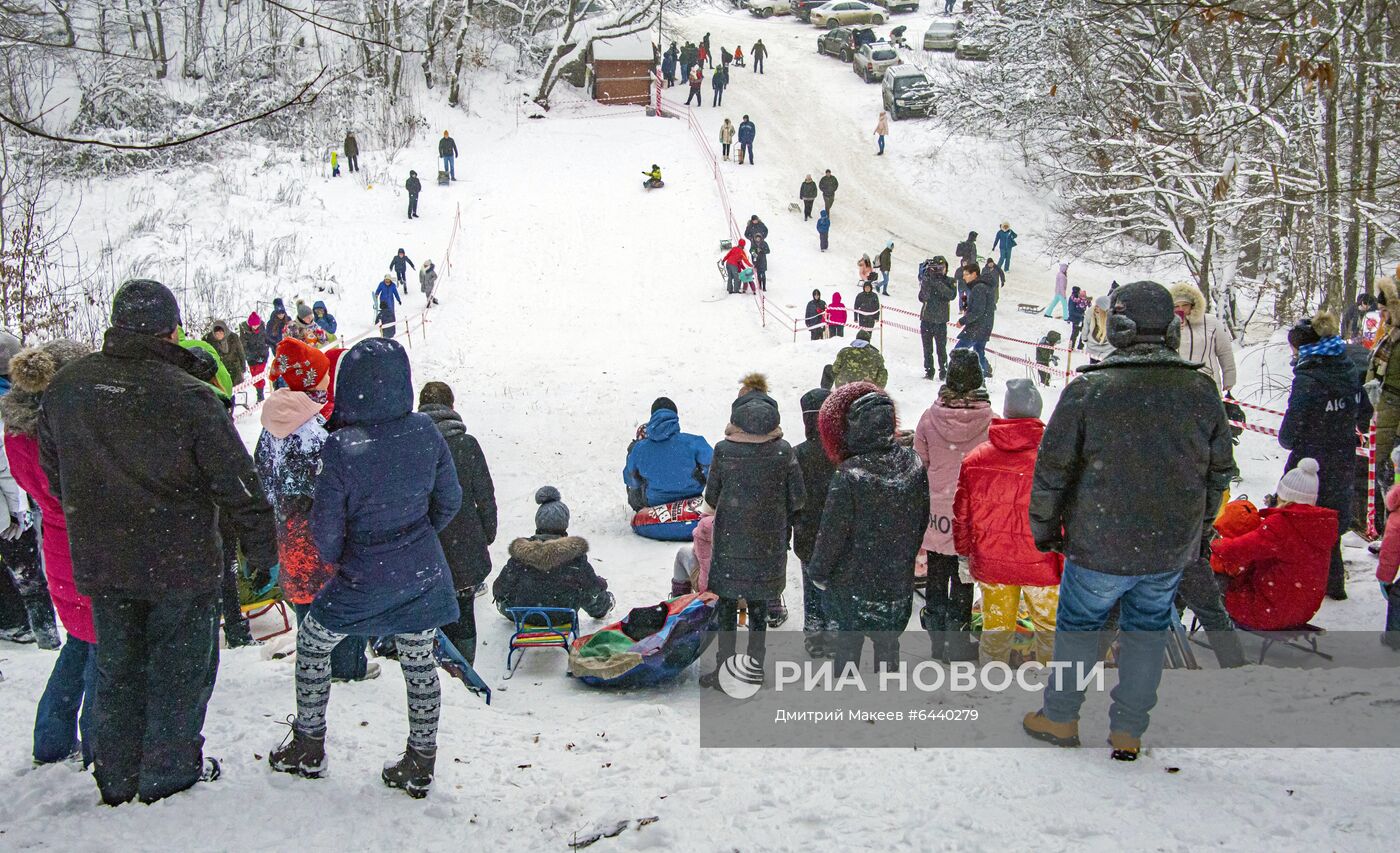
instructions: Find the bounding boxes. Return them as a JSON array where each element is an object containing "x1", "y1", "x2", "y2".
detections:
[
  {"x1": 1108, "y1": 731, "x2": 1141, "y2": 761},
  {"x1": 1022, "y1": 711, "x2": 1080, "y2": 747}
]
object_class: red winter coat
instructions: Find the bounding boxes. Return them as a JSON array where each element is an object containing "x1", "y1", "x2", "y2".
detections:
[
  {"x1": 6, "y1": 431, "x2": 95, "y2": 642},
  {"x1": 723, "y1": 243, "x2": 752, "y2": 270},
  {"x1": 826, "y1": 293, "x2": 848, "y2": 326},
  {"x1": 953, "y1": 418, "x2": 1063, "y2": 587},
  {"x1": 1377, "y1": 484, "x2": 1400, "y2": 584},
  {"x1": 1210, "y1": 503, "x2": 1336, "y2": 630}
]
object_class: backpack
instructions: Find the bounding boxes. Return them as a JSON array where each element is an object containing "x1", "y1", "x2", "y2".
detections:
[{"x1": 954, "y1": 240, "x2": 969, "y2": 260}]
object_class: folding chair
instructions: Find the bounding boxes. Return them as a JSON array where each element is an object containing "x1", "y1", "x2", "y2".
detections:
[{"x1": 504, "y1": 606, "x2": 579, "y2": 679}]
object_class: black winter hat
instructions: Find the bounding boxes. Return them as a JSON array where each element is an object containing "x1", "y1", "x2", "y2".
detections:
[
  {"x1": 800, "y1": 387, "x2": 830, "y2": 441},
  {"x1": 945, "y1": 349, "x2": 983, "y2": 394},
  {"x1": 1287, "y1": 319, "x2": 1321, "y2": 350},
  {"x1": 651, "y1": 396, "x2": 677, "y2": 415},
  {"x1": 111, "y1": 279, "x2": 181, "y2": 335},
  {"x1": 186, "y1": 346, "x2": 219, "y2": 384},
  {"x1": 1043, "y1": 330, "x2": 1062, "y2": 344},
  {"x1": 731, "y1": 390, "x2": 780, "y2": 436},
  {"x1": 534, "y1": 486, "x2": 570, "y2": 535},
  {"x1": 845, "y1": 391, "x2": 895, "y2": 455},
  {"x1": 1109, "y1": 280, "x2": 1176, "y2": 338}
]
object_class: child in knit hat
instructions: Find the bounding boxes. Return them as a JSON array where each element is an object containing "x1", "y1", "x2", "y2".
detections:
[
  {"x1": 1210, "y1": 459, "x2": 1338, "y2": 631},
  {"x1": 491, "y1": 487, "x2": 613, "y2": 621}
]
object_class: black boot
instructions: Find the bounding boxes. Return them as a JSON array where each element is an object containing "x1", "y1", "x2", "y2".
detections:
[
  {"x1": 382, "y1": 746, "x2": 436, "y2": 798},
  {"x1": 22, "y1": 594, "x2": 60, "y2": 650},
  {"x1": 269, "y1": 720, "x2": 327, "y2": 779}
]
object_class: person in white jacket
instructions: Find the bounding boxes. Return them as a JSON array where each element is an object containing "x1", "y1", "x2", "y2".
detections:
[
  {"x1": 1169, "y1": 281, "x2": 1236, "y2": 393},
  {"x1": 1081, "y1": 296, "x2": 1114, "y2": 364}
]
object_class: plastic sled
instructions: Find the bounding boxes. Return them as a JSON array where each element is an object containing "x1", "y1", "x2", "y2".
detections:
[
  {"x1": 437, "y1": 169, "x2": 450, "y2": 185},
  {"x1": 643, "y1": 179, "x2": 665, "y2": 189},
  {"x1": 631, "y1": 496, "x2": 704, "y2": 541},
  {"x1": 569, "y1": 592, "x2": 719, "y2": 688},
  {"x1": 434, "y1": 629, "x2": 491, "y2": 703}
]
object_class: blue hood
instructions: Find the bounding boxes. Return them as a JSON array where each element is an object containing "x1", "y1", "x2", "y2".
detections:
[
  {"x1": 333, "y1": 338, "x2": 412, "y2": 426},
  {"x1": 646, "y1": 408, "x2": 681, "y2": 442},
  {"x1": 313, "y1": 300, "x2": 328, "y2": 314}
]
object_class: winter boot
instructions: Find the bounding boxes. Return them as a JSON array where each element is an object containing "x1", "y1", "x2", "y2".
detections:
[
  {"x1": 224, "y1": 616, "x2": 261, "y2": 649},
  {"x1": 200, "y1": 757, "x2": 223, "y2": 783},
  {"x1": 382, "y1": 746, "x2": 436, "y2": 798},
  {"x1": 269, "y1": 720, "x2": 327, "y2": 779},
  {"x1": 0, "y1": 624, "x2": 34, "y2": 644},
  {"x1": 766, "y1": 598, "x2": 788, "y2": 629},
  {"x1": 332, "y1": 660, "x2": 382, "y2": 683},
  {"x1": 1108, "y1": 731, "x2": 1141, "y2": 761},
  {"x1": 22, "y1": 595, "x2": 60, "y2": 650},
  {"x1": 1022, "y1": 711, "x2": 1080, "y2": 747}
]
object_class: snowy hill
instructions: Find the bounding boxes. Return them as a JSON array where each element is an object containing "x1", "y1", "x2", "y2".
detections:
[{"x1": 0, "y1": 8, "x2": 1394, "y2": 850}]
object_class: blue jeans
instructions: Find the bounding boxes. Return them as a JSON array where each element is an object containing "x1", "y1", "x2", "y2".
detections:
[
  {"x1": 1043, "y1": 293, "x2": 1068, "y2": 319},
  {"x1": 877, "y1": 135, "x2": 885, "y2": 154},
  {"x1": 740, "y1": 141, "x2": 754, "y2": 164},
  {"x1": 34, "y1": 635, "x2": 98, "y2": 765},
  {"x1": 878, "y1": 270, "x2": 890, "y2": 294},
  {"x1": 999, "y1": 248, "x2": 1012, "y2": 271},
  {"x1": 1042, "y1": 560, "x2": 1184, "y2": 738},
  {"x1": 292, "y1": 603, "x2": 368, "y2": 680},
  {"x1": 954, "y1": 335, "x2": 990, "y2": 375},
  {"x1": 442, "y1": 154, "x2": 455, "y2": 180}
]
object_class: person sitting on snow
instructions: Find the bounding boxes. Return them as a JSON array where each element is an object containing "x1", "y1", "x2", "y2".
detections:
[
  {"x1": 492, "y1": 487, "x2": 613, "y2": 621},
  {"x1": 624, "y1": 397, "x2": 713, "y2": 540},
  {"x1": 671, "y1": 513, "x2": 715, "y2": 598},
  {"x1": 1210, "y1": 458, "x2": 1338, "y2": 631},
  {"x1": 643, "y1": 165, "x2": 663, "y2": 189}
]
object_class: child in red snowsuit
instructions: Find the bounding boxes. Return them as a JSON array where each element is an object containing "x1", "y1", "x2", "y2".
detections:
[{"x1": 1210, "y1": 459, "x2": 1337, "y2": 631}]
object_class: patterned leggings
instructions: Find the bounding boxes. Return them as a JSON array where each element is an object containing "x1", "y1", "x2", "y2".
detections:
[{"x1": 295, "y1": 614, "x2": 440, "y2": 753}]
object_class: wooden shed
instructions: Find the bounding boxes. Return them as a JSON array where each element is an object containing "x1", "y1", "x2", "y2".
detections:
[{"x1": 590, "y1": 33, "x2": 656, "y2": 106}]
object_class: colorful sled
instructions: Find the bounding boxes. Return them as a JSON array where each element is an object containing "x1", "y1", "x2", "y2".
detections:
[
  {"x1": 568, "y1": 592, "x2": 719, "y2": 688},
  {"x1": 630, "y1": 495, "x2": 705, "y2": 541}
]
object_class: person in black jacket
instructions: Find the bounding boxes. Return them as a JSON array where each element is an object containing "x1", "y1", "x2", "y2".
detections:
[
  {"x1": 390, "y1": 248, "x2": 416, "y2": 292},
  {"x1": 405, "y1": 171, "x2": 422, "y2": 219},
  {"x1": 438, "y1": 131, "x2": 459, "y2": 180},
  {"x1": 918, "y1": 256, "x2": 958, "y2": 379},
  {"x1": 1024, "y1": 281, "x2": 1235, "y2": 759},
  {"x1": 1281, "y1": 312, "x2": 1372, "y2": 599},
  {"x1": 853, "y1": 280, "x2": 880, "y2": 331},
  {"x1": 744, "y1": 215, "x2": 769, "y2": 244},
  {"x1": 980, "y1": 257, "x2": 1004, "y2": 303},
  {"x1": 804, "y1": 289, "x2": 827, "y2": 340},
  {"x1": 809, "y1": 385, "x2": 929, "y2": 671},
  {"x1": 818, "y1": 170, "x2": 838, "y2": 212},
  {"x1": 420, "y1": 381, "x2": 497, "y2": 663},
  {"x1": 953, "y1": 263, "x2": 995, "y2": 377},
  {"x1": 700, "y1": 373, "x2": 805, "y2": 686},
  {"x1": 750, "y1": 234, "x2": 770, "y2": 291},
  {"x1": 492, "y1": 488, "x2": 612, "y2": 620},
  {"x1": 800, "y1": 175, "x2": 818, "y2": 220},
  {"x1": 39, "y1": 279, "x2": 278, "y2": 805},
  {"x1": 792, "y1": 389, "x2": 836, "y2": 657},
  {"x1": 954, "y1": 230, "x2": 978, "y2": 269}
]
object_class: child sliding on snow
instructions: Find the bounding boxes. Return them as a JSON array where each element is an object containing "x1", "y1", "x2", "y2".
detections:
[
  {"x1": 642, "y1": 165, "x2": 663, "y2": 189},
  {"x1": 492, "y1": 488, "x2": 614, "y2": 621}
]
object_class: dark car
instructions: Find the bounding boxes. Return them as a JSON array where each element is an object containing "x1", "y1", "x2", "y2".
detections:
[
  {"x1": 791, "y1": 0, "x2": 830, "y2": 21},
  {"x1": 817, "y1": 26, "x2": 877, "y2": 62},
  {"x1": 882, "y1": 66, "x2": 935, "y2": 119}
]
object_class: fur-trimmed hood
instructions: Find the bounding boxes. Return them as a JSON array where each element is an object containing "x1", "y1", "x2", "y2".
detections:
[
  {"x1": 1377, "y1": 276, "x2": 1399, "y2": 309},
  {"x1": 1169, "y1": 280, "x2": 1207, "y2": 324},
  {"x1": 507, "y1": 535, "x2": 589, "y2": 571},
  {"x1": 0, "y1": 340, "x2": 90, "y2": 437}
]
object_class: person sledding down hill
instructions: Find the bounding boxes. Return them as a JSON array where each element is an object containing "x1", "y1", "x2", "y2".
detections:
[
  {"x1": 643, "y1": 165, "x2": 663, "y2": 189},
  {"x1": 624, "y1": 397, "x2": 714, "y2": 540}
]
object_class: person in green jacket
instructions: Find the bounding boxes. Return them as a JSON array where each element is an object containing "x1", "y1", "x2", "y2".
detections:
[
  {"x1": 177, "y1": 328, "x2": 233, "y2": 401},
  {"x1": 830, "y1": 332, "x2": 889, "y2": 388}
]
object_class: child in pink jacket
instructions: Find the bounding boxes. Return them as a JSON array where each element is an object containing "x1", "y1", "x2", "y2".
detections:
[{"x1": 1377, "y1": 447, "x2": 1400, "y2": 648}]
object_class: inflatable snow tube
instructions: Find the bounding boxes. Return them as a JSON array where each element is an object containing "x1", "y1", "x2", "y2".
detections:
[
  {"x1": 569, "y1": 592, "x2": 719, "y2": 688},
  {"x1": 630, "y1": 496, "x2": 704, "y2": 541}
]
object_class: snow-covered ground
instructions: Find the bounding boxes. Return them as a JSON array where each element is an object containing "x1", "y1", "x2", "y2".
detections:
[{"x1": 0, "y1": 7, "x2": 1393, "y2": 850}]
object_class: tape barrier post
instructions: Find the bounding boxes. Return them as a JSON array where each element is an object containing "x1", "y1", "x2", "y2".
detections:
[{"x1": 1369, "y1": 419, "x2": 1379, "y2": 540}]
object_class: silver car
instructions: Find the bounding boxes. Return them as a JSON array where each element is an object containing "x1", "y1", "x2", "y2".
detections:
[
  {"x1": 923, "y1": 20, "x2": 961, "y2": 50},
  {"x1": 853, "y1": 40, "x2": 901, "y2": 83}
]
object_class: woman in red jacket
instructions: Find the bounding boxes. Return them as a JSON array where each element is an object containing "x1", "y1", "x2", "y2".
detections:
[
  {"x1": 953, "y1": 380, "x2": 1063, "y2": 665},
  {"x1": 0, "y1": 340, "x2": 97, "y2": 765},
  {"x1": 722, "y1": 239, "x2": 752, "y2": 295},
  {"x1": 1211, "y1": 459, "x2": 1337, "y2": 631}
]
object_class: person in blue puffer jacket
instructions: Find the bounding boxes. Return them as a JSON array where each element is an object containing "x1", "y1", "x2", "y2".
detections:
[
  {"x1": 624, "y1": 397, "x2": 713, "y2": 511},
  {"x1": 269, "y1": 337, "x2": 462, "y2": 799},
  {"x1": 312, "y1": 300, "x2": 337, "y2": 338}
]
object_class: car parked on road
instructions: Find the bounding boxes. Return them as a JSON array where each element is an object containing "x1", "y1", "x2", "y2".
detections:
[
  {"x1": 869, "y1": 0, "x2": 919, "y2": 12},
  {"x1": 817, "y1": 26, "x2": 877, "y2": 62},
  {"x1": 853, "y1": 41, "x2": 901, "y2": 83},
  {"x1": 809, "y1": 0, "x2": 886, "y2": 29},
  {"x1": 923, "y1": 19, "x2": 961, "y2": 50},
  {"x1": 790, "y1": 0, "x2": 830, "y2": 21},
  {"x1": 748, "y1": 0, "x2": 792, "y2": 15},
  {"x1": 955, "y1": 34, "x2": 991, "y2": 59},
  {"x1": 882, "y1": 66, "x2": 936, "y2": 119}
]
